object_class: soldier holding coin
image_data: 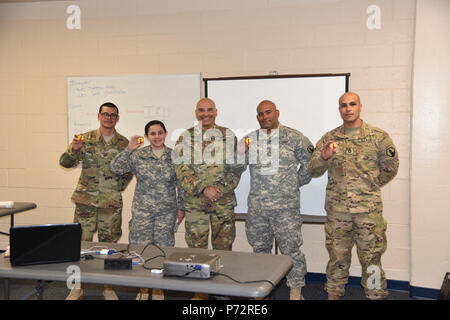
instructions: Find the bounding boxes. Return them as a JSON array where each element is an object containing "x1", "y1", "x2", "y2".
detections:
[{"x1": 309, "y1": 92, "x2": 399, "y2": 300}]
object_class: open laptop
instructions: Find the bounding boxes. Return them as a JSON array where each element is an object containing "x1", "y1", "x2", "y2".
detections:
[{"x1": 9, "y1": 223, "x2": 81, "y2": 267}]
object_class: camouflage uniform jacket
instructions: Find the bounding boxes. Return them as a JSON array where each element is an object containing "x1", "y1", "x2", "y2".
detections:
[
  {"x1": 110, "y1": 145, "x2": 185, "y2": 214},
  {"x1": 246, "y1": 124, "x2": 314, "y2": 212},
  {"x1": 174, "y1": 124, "x2": 244, "y2": 213},
  {"x1": 308, "y1": 120, "x2": 399, "y2": 213},
  {"x1": 59, "y1": 129, "x2": 132, "y2": 208}
]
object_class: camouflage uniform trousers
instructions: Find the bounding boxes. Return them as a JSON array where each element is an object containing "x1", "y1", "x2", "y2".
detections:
[
  {"x1": 128, "y1": 210, "x2": 176, "y2": 246},
  {"x1": 185, "y1": 209, "x2": 235, "y2": 251},
  {"x1": 74, "y1": 203, "x2": 122, "y2": 243},
  {"x1": 325, "y1": 209, "x2": 388, "y2": 299},
  {"x1": 246, "y1": 209, "x2": 307, "y2": 288}
]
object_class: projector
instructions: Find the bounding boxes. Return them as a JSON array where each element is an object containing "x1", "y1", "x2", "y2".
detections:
[{"x1": 163, "y1": 252, "x2": 222, "y2": 279}]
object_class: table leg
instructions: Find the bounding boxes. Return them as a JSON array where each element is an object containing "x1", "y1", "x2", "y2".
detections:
[
  {"x1": 3, "y1": 279, "x2": 9, "y2": 300},
  {"x1": 19, "y1": 280, "x2": 51, "y2": 300}
]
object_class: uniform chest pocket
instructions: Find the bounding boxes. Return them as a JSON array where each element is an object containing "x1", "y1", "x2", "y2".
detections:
[
  {"x1": 350, "y1": 138, "x2": 379, "y2": 170},
  {"x1": 159, "y1": 165, "x2": 175, "y2": 181},
  {"x1": 82, "y1": 143, "x2": 99, "y2": 168}
]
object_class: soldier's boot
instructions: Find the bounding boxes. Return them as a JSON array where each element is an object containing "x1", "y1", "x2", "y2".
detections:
[
  {"x1": 152, "y1": 288, "x2": 164, "y2": 300},
  {"x1": 366, "y1": 293, "x2": 386, "y2": 300},
  {"x1": 328, "y1": 293, "x2": 341, "y2": 300},
  {"x1": 65, "y1": 287, "x2": 83, "y2": 300},
  {"x1": 290, "y1": 287, "x2": 304, "y2": 300},
  {"x1": 191, "y1": 293, "x2": 209, "y2": 300},
  {"x1": 103, "y1": 284, "x2": 119, "y2": 300},
  {"x1": 136, "y1": 288, "x2": 149, "y2": 300}
]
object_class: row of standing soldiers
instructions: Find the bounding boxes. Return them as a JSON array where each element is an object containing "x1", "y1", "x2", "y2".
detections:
[{"x1": 60, "y1": 92, "x2": 399, "y2": 300}]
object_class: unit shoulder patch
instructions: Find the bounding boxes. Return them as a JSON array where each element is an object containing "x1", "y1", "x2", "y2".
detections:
[{"x1": 386, "y1": 147, "x2": 396, "y2": 157}]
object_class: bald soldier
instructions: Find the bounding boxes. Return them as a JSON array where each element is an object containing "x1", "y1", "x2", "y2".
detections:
[
  {"x1": 239, "y1": 100, "x2": 314, "y2": 300},
  {"x1": 173, "y1": 98, "x2": 243, "y2": 251},
  {"x1": 308, "y1": 92, "x2": 399, "y2": 300}
]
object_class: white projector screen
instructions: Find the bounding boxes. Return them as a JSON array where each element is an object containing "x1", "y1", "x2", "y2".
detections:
[{"x1": 205, "y1": 74, "x2": 349, "y2": 216}]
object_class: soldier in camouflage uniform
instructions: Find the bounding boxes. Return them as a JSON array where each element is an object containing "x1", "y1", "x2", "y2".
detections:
[
  {"x1": 173, "y1": 98, "x2": 243, "y2": 300},
  {"x1": 59, "y1": 102, "x2": 132, "y2": 300},
  {"x1": 239, "y1": 100, "x2": 314, "y2": 300},
  {"x1": 110, "y1": 120, "x2": 185, "y2": 301},
  {"x1": 110, "y1": 120, "x2": 185, "y2": 246},
  {"x1": 173, "y1": 98, "x2": 243, "y2": 252},
  {"x1": 308, "y1": 92, "x2": 399, "y2": 300}
]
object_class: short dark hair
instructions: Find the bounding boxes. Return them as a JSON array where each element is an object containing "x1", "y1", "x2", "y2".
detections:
[
  {"x1": 99, "y1": 102, "x2": 119, "y2": 114},
  {"x1": 145, "y1": 120, "x2": 167, "y2": 135}
]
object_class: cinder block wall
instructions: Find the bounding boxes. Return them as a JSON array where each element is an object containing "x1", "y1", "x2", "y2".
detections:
[{"x1": 0, "y1": 0, "x2": 418, "y2": 286}]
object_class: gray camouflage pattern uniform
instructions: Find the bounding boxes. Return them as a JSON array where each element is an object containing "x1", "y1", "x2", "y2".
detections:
[
  {"x1": 244, "y1": 124, "x2": 314, "y2": 289},
  {"x1": 308, "y1": 120, "x2": 399, "y2": 299},
  {"x1": 59, "y1": 129, "x2": 132, "y2": 242},
  {"x1": 110, "y1": 145, "x2": 185, "y2": 246}
]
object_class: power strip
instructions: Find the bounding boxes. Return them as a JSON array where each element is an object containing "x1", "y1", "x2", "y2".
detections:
[{"x1": 104, "y1": 257, "x2": 132, "y2": 270}]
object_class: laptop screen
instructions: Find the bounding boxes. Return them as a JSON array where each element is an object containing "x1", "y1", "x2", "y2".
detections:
[{"x1": 9, "y1": 223, "x2": 81, "y2": 267}]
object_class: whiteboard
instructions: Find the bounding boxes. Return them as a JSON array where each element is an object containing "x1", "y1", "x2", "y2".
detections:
[
  {"x1": 205, "y1": 74, "x2": 349, "y2": 216},
  {"x1": 67, "y1": 73, "x2": 201, "y2": 148}
]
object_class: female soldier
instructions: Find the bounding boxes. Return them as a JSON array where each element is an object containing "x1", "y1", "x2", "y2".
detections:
[{"x1": 110, "y1": 120, "x2": 185, "y2": 300}]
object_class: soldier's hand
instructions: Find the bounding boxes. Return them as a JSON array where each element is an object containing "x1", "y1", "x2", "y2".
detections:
[
  {"x1": 321, "y1": 141, "x2": 336, "y2": 160},
  {"x1": 128, "y1": 135, "x2": 144, "y2": 151},
  {"x1": 176, "y1": 210, "x2": 185, "y2": 224},
  {"x1": 203, "y1": 186, "x2": 222, "y2": 202},
  {"x1": 71, "y1": 134, "x2": 85, "y2": 152},
  {"x1": 237, "y1": 136, "x2": 249, "y2": 155}
]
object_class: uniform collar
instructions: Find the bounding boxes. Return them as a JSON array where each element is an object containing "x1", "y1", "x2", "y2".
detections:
[
  {"x1": 145, "y1": 145, "x2": 170, "y2": 160},
  {"x1": 336, "y1": 120, "x2": 367, "y2": 139},
  {"x1": 258, "y1": 123, "x2": 282, "y2": 136},
  {"x1": 95, "y1": 128, "x2": 120, "y2": 144},
  {"x1": 195, "y1": 123, "x2": 218, "y2": 131}
]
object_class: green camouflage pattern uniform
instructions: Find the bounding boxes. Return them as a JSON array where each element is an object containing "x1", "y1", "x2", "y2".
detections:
[
  {"x1": 59, "y1": 129, "x2": 132, "y2": 243},
  {"x1": 173, "y1": 124, "x2": 244, "y2": 250},
  {"x1": 110, "y1": 145, "x2": 185, "y2": 246},
  {"x1": 308, "y1": 120, "x2": 399, "y2": 299},
  {"x1": 244, "y1": 124, "x2": 314, "y2": 289}
]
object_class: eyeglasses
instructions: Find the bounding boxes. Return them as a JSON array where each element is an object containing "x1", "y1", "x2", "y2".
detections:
[{"x1": 100, "y1": 112, "x2": 119, "y2": 120}]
